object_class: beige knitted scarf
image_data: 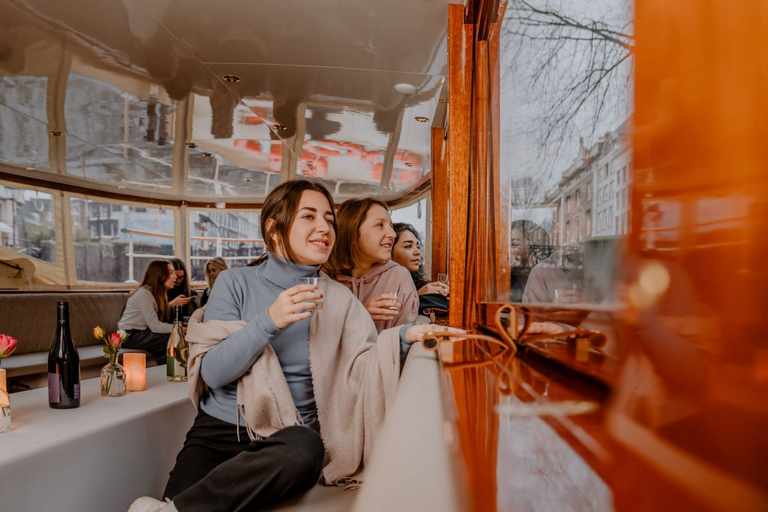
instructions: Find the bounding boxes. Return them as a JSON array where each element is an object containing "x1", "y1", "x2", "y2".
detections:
[{"x1": 185, "y1": 277, "x2": 402, "y2": 486}]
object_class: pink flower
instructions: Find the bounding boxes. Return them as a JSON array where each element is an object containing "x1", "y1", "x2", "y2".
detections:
[
  {"x1": 0, "y1": 334, "x2": 18, "y2": 358},
  {"x1": 109, "y1": 332, "x2": 122, "y2": 349}
]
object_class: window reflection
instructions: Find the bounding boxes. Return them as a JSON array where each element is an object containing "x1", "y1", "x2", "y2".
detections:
[
  {"x1": 69, "y1": 198, "x2": 174, "y2": 283},
  {"x1": 188, "y1": 210, "x2": 264, "y2": 282},
  {"x1": 500, "y1": 0, "x2": 633, "y2": 305},
  {"x1": 0, "y1": 184, "x2": 57, "y2": 264}
]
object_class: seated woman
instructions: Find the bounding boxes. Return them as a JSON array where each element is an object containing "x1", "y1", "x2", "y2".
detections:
[
  {"x1": 391, "y1": 223, "x2": 449, "y2": 317},
  {"x1": 168, "y1": 258, "x2": 196, "y2": 317},
  {"x1": 118, "y1": 260, "x2": 190, "y2": 364},
  {"x1": 324, "y1": 198, "x2": 418, "y2": 333},
  {"x1": 198, "y1": 257, "x2": 228, "y2": 307},
  {"x1": 128, "y1": 180, "x2": 454, "y2": 512}
]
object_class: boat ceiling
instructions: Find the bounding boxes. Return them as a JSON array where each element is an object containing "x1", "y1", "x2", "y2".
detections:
[{"x1": 0, "y1": 0, "x2": 452, "y2": 205}]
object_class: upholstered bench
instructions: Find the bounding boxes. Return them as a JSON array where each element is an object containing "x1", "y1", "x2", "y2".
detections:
[{"x1": 0, "y1": 291, "x2": 141, "y2": 379}]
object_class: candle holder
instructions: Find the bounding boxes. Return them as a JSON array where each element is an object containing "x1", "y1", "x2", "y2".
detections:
[{"x1": 124, "y1": 353, "x2": 147, "y2": 392}]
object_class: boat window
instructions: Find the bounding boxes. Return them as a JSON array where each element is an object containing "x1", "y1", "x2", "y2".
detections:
[
  {"x1": 69, "y1": 197, "x2": 176, "y2": 283},
  {"x1": 0, "y1": 183, "x2": 57, "y2": 264},
  {"x1": 499, "y1": 0, "x2": 634, "y2": 305},
  {"x1": 188, "y1": 210, "x2": 264, "y2": 282}
]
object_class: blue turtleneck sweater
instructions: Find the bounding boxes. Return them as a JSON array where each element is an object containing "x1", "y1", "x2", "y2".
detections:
[{"x1": 199, "y1": 254, "x2": 411, "y2": 429}]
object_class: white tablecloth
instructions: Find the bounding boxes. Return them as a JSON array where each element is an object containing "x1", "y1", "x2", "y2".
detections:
[{"x1": 0, "y1": 366, "x2": 196, "y2": 512}]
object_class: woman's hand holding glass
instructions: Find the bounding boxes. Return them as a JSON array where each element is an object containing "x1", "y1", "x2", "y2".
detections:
[
  {"x1": 268, "y1": 284, "x2": 323, "y2": 329},
  {"x1": 364, "y1": 293, "x2": 400, "y2": 321},
  {"x1": 418, "y1": 282, "x2": 449, "y2": 296}
]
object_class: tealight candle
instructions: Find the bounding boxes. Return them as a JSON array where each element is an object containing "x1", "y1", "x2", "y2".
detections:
[
  {"x1": 0, "y1": 368, "x2": 10, "y2": 433},
  {"x1": 123, "y1": 353, "x2": 146, "y2": 392}
]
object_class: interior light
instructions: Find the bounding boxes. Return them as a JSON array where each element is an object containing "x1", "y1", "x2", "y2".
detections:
[
  {"x1": 395, "y1": 83, "x2": 418, "y2": 95},
  {"x1": 223, "y1": 75, "x2": 240, "y2": 83},
  {"x1": 50, "y1": 130, "x2": 64, "y2": 136},
  {"x1": 415, "y1": 116, "x2": 429, "y2": 123}
]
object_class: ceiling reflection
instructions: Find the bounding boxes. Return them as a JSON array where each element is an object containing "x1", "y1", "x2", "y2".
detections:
[{"x1": 0, "y1": 0, "x2": 447, "y2": 203}]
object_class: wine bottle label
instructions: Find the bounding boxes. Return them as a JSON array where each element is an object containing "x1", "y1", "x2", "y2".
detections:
[
  {"x1": 48, "y1": 373, "x2": 60, "y2": 403},
  {"x1": 73, "y1": 383, "x2": 81, "y2": 399}
]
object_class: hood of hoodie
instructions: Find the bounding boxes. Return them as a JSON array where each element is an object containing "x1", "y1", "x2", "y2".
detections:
[{"x1": 335, "y1": 260, "x2": 402, "y2": 300}]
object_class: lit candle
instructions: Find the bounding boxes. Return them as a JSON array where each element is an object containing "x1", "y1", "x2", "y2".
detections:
[
  {"x1": 0, "y1": 368, "x2": 10, "y2": 433},
  {"x1": 0, "y1": 368, "x2": 8, "y2": 407},
  {"x1": 123, "y1": 353, "x2": 146, "y2": 391}
]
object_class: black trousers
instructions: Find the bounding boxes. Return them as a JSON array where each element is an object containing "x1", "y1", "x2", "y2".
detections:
[
  {"x1": 122, "y1": 329, "x2": 168, "y2": 365},
  {"x1": 164, "y1": 411, "x2": 324, "y2": 512}
]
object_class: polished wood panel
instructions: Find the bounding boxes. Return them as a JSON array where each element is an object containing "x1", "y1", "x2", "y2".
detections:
[
  {"x1": 430, "y1": 94, "x2": 449, "y2": 277},
  {"x1": 448, "y1": 4, "x2": 473, "y2": 327},
  {"x1": 605, "y1": 0, "x2": 768, "y2": 509}
]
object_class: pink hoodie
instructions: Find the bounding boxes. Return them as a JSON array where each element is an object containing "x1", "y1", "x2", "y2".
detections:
[{"x1": 334, "y1": 260, "x2": 418, "y2": 333}]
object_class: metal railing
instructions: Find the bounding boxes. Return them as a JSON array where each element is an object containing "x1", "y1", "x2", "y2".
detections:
[{"x1": 120, "y1": 228, "x2": 264, "y2": 283}]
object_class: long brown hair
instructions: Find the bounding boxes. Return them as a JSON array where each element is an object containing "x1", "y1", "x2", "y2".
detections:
[
  {"x1": 324, "y1": 197, "x2": 389, "y2": 278},
  {"x1": 260, "y1": 180, "x2": 337, "y2": 264},
  {"x1": 136, "y1": 259, "x2": 173, "y2": 322}
]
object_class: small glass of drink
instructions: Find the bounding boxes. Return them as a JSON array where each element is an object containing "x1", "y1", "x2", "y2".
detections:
[
  {"x1": 296, "y1": 277, "x2": 326, "y2": 310},
  {"x1": 437, "y1": 273, "x2": 449, "y2": 285},
  {"x1": 382, "y1": 291, "x2": 400, "y2": 312}
]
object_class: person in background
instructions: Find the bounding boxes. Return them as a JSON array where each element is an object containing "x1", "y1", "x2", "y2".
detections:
[
  {"x1": 119, "y1": 259, "x2": 190, "y2": 364},
  {"x1": 168, "y1": 258, "x2": 195, "y2": 317},
  {"x1": 324, "y1": 198, "x2": 418, "y2": 333},
  {"x1": 391, "y1": 223, "x2": 448, "y2": 316},
  {"x1": 128, "y1": 180, "x2": 457, "y2": 512},
  {"x1": 199, "y1": 257, "x2": 228, "y2": 308}
]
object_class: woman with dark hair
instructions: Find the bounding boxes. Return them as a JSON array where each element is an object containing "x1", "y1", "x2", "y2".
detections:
[
  {"x1": 391, "y1": 223, "x2": 449, "y2": 317},
  {"x1": 129, "y1": 180, "x2": 458, "y2": 512},
  {"x1": 323, "y1": 198, "x2": 418, "y2": 333},
  {"x1": 168, "y1": 258, "x2": 195, "y2": 316},
  {"x1": 119, "y1": 259, "x2": 189, "y2": 364}
]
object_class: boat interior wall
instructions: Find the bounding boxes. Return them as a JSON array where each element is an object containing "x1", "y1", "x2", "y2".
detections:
[
  {"x1": 0, "y1": 0, "x2": 450, "y2": 204},
  {"x1": 0, "y1": 291, "x2": 131, "y2": 378}
]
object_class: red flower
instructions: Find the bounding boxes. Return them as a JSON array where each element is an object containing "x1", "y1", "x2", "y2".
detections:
[
  {"x1": 109, "y1": 332, "x2": 122, "y2": 349},
  {"x1": 0, "y1": 334, "x2": 18, "y2": 358}
]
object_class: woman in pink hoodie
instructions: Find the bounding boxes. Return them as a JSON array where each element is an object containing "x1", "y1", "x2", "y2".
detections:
[{"x1": 324, "y1": 198, "x2": 418, "y2": 332}]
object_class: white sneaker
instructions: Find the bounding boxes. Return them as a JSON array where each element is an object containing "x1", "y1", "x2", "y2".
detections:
[{"x1": 127, "y1": 496, "x2": 166, "y2": 512}]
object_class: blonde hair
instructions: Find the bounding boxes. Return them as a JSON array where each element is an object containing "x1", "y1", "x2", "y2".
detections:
[{"x1": 204, "y1": 257, "x2": 229, "y2": 288}]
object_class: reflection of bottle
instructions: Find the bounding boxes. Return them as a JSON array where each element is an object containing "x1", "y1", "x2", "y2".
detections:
[
  {"x1": 166, "y1": 306, "x2": 188, "y2": 382},
  {"x1": 48, "y1": 302, "x2": 81, "y2": 409}
]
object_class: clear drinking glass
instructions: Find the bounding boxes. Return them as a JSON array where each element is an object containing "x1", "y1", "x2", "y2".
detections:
[
  {"x1": 437, "y1": 273, "x2": 449, "y2": 285},
  {"x1": 296, "y1": 277, "x2": 326, "y2": 309},
  {"x1": 382, "y1": 291, "x2": 400, "y2": 311}
]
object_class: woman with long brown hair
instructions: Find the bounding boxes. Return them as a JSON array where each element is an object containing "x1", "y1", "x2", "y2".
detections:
[
  {"x1": 324, "y1": 198, "x2": 418, "y2": 333},
  {"x1": 119, "y1": 259, "x2": 189, "y2": 364},
  {"x1": 128, "y1": 180, "x2": 458, "y2": 512}
]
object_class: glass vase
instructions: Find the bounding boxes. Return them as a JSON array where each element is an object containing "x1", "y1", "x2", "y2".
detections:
[{"x1": 100, "y1": 362, "x2": 127, "y2": 397}]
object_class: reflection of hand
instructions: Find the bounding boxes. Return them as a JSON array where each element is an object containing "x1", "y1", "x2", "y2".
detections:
[
  {"x1": 405, "y1": 324, "x2": 466, "y2": 344},
  {"x1": 553, "y1": 289, "x2": 584, "y2": 304},
  {"x1": 526, "y1": 322, "x2": 567, "y2": 335},
  {"x1": 364, "y1": 294, "x2": 400, "y2": 321},
  {"x1": 169, "y1": 295, "x2": 192, "y2": 307},
  {"x1": 268, "y1": 284, "x2": 322, "y2": 329},
  {"x1": 418, "y1": 282, "x2": 449, "y2": 296}
]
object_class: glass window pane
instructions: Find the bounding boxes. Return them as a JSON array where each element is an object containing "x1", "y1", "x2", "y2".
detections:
[
  {"x1": 69, "y1": 198, "x2": 175, "y2": 283},
  {"x1": 501, "y1": 0, "x2": 634, "y2": 304},
  {"x1": 189, "y1": 210, "x2": 264, "y2": 282},
  {"x1": 0, "y1": 184, "x2": 57, "y2": 263}
]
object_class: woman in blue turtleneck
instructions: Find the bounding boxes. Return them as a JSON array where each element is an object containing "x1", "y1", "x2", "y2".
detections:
[{"x1": 129, "y1": 180, "x2": 458, "y2": 512}]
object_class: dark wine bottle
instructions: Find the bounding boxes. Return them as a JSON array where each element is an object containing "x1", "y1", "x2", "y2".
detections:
[{"x1": 48, "y1": 301, "x2": 81, "y2": 409}]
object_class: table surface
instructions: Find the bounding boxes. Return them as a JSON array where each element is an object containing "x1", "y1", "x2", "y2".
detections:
[{"x1": 0, "y1": 366, "x2": 190, "y2": 467}]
